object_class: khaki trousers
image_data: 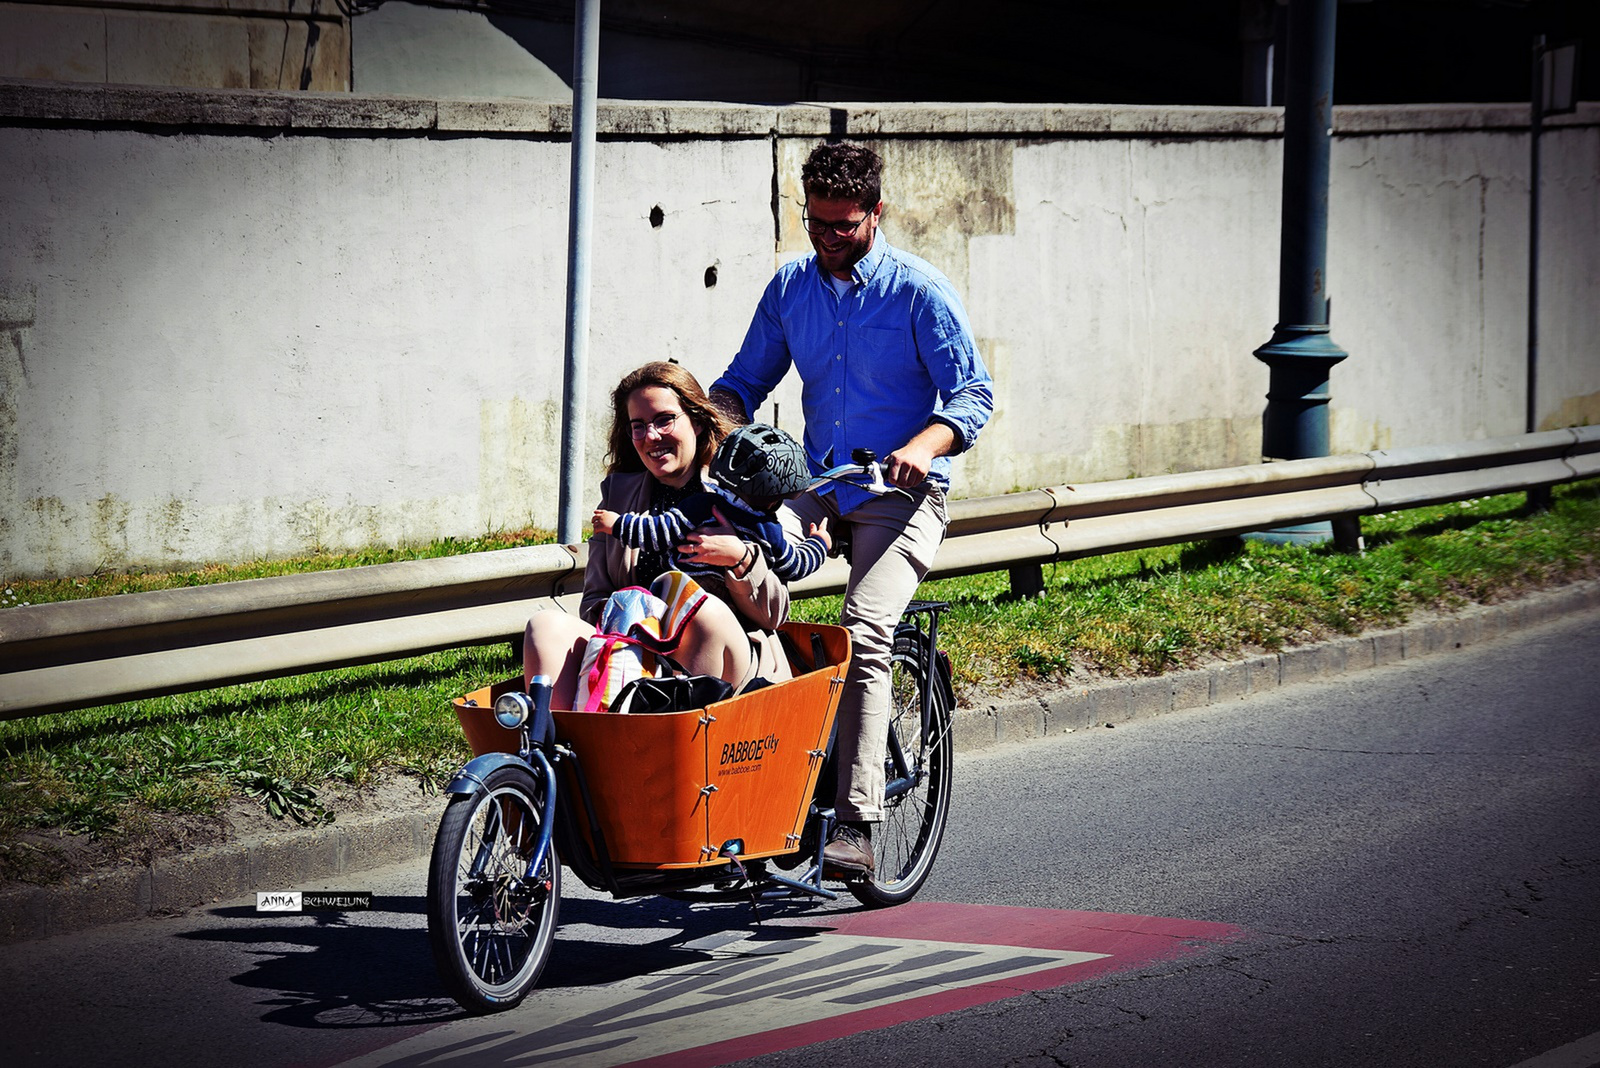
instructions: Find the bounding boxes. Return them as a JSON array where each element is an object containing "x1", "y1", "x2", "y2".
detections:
[{"x1": 783, "y1": 483, "x2": 948, "y2": 821}]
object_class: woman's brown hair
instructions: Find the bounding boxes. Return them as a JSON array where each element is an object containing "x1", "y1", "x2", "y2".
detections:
[{"x1": 605, "y1": 362, "x2": 737, "y2": 475}]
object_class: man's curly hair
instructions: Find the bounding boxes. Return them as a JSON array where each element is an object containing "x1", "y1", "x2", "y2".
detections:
[{"x1": 801, "y1": 142, "x2": 882, "y2": 210}]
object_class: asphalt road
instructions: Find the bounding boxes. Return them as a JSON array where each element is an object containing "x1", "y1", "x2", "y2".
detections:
[{"x1": 2, "y1": 608, "x2": 1596, "y2": 1068}]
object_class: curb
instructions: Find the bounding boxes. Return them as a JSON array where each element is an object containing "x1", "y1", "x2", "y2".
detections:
[
  {"x1": 0, "y1": 790, "x2": 443, "y2": 945},
  {"x1": 957, "y1": 579, "x2": 1600, "y2": 751},
  {"x1": 4, "y1": 579, "x2": 1598, "y2": 945}
]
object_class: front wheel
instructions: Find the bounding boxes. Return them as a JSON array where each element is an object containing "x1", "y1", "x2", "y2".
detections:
[
  {"x1": 850, "y1": 627, "x2": 953, "y2": 908},
  {"x1": 426, "y1": 763, "x2": 560, "y2": 1014}
]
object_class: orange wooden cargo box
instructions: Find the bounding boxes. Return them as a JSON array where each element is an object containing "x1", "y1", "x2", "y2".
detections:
[{"x1": 453, "y1": 621, "x2": 850, "y2": 870}]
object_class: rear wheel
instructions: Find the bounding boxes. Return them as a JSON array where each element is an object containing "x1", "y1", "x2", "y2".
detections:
[
  {"x1": 426, "y1": 764, "x2": 560, "y2": 1014},
  {"x1": 849, "y1": 627, "x2": 953, "y2": 907}
]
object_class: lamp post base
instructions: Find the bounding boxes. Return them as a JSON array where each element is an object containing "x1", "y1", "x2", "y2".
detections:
[
  {"x1": 1254, "y1": 323, "x2": 1349, "y2": 462},
  {"x1": 1244, "y1": 515, "x2": 1364, "y2": 552},
  {"x1": 1244, "y1": 521, "x2": 1334, "y2": 547}
]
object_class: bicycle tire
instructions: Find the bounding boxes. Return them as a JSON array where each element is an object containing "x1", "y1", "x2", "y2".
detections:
[
  {"x1": 426, "y1": 763, "x2": 560, "y2": 1014},
  {"x1": 849, "y1": 625, "x2": 954, "y2": 908}
]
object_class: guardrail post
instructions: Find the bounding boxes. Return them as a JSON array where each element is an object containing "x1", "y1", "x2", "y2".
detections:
[
  {"x1": 1008, "y1": 563, "x2": 1045, "y2": 599},
  {"x1": 1330, "y1": 515, "x2": 1364, "y2": 553}
]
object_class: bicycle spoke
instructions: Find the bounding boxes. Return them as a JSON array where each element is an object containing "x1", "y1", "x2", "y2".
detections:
[{"x1": 850, "y1": 617, "x2": 952, "y2": 907}]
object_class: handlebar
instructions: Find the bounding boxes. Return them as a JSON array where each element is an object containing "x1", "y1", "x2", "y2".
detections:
[{"x1": 810, "y1": 447, "x2": 912, "y2": 499}]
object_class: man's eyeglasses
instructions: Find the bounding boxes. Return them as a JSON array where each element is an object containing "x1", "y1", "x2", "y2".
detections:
[
  {"x1": 629, "y1": 412, "x2": 682, "y2": 440},
  {"x1": 802, "y1": 209, "x2": 873, "y2": 239}
]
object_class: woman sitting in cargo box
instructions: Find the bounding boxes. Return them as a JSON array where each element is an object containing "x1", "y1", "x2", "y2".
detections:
[{"x1": 521, "y1": 361, "x2": 794, "y2": 706}]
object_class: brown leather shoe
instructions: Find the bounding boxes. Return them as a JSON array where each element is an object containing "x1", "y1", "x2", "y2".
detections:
[{"x1": 822, "y1": 823, "x2": 875, "y2": 875}]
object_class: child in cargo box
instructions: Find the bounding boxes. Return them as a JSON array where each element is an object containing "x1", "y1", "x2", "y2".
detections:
[{"x1": 593, "y1": 422, "x2": 832, "y2": 583}]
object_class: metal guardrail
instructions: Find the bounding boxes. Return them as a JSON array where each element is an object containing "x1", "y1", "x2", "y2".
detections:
[
  {"x1": 0, "y1": 545, "x2": 586, "y2": 719},
  {"x1": 1, "y1": 427, "x2": 1595, "y2": 720}
]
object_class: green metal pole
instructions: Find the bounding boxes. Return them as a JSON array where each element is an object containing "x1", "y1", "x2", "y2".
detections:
[{"x1": 1252, "y1": 0, "x2": 1351, "y2": 546}]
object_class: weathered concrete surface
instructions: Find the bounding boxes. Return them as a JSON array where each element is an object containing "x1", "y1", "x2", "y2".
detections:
[
  {"x1": 0, "y1": 85, "x2": 1595, "y2": 577},
  {"x1": 351, "y1": 1, "x2": 569, "y2": 101},
  {"x1": 0, "y1": 1, "x2": 349, "y2": 91},
  {"x1": 0, "y1": 121, "x2": 778, "y2": 575}
]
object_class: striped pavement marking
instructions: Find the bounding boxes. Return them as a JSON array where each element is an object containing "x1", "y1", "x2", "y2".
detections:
[
  {"x1": 332, "y1": 903, "x2": 1243, "y2": 1068},
  {"x1": 1506, "y1": 1031, "x2": 1600, "y2": 1068}
]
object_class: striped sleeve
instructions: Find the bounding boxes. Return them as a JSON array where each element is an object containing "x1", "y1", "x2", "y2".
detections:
[
  {"x1": 788, "y1": 533, "x2": 828, "y2": 580},
  {"x1": 614, "y1": 507, "x2": 693, "y2": 551},
  {"x1": 762, "y1": 529, "x2": 827, "y2": 582}
]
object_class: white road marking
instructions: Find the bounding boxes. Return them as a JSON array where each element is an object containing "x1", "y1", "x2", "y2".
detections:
[
  {"x1": 1506, "y1": 1031, "x2": 1600, "y2": 1068},
  {"x1": 335, "y1": 931, "x2": 1107, "y2": 1068}
]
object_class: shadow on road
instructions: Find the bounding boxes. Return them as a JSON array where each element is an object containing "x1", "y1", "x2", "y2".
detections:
[{"x1": 186, "y1": 890, "x2": 848, "y2": 1031}]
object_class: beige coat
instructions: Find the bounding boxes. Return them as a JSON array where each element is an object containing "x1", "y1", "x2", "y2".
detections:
[{"x1": 581, "y1": 471, "x2": 794, "y2": 684}]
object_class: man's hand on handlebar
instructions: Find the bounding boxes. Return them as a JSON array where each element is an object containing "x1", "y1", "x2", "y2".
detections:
[
  {"x1": 884, "y1": 423, "x2": 957, "y2": 488},
  {"x1": 884, "y1": 442, "x2": 935, "y2": 488}
]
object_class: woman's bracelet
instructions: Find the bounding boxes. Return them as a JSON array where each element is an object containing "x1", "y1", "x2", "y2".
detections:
[{"x1": 733, "y1": 543, "x2": 755, "y2": 578}]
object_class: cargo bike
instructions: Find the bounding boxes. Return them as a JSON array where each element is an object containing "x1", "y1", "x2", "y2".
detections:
[{"x1": 425, "y1": 601, "x2": 955, "y2": 1015}]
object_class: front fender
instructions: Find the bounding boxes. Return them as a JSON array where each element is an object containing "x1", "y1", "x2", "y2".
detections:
[
  {"x1": 442, "y1": 749, "x2": 559, "y2": 879},
  {"x1": 443, "y1": 752, "x2": 535, "y2": 797}
]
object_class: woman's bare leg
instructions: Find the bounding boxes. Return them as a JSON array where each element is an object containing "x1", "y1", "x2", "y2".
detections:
[
  {"x1": 525, "y1": 594, "x2": 756, "y2": 706},
  {"x1": 522, "y1": 610, "x2": 596, "y2": 709},
  {"x1": 673, "y1": 593, "x2": 756, "y2": 689}
]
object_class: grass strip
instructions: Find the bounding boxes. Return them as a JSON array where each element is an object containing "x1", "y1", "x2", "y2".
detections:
[
  {"x1": 0, "y1": 527, "x2": 556, "y2": 609},
  {"x1": 1, "y1": 481, "x2": 1596, "y2": 882}
]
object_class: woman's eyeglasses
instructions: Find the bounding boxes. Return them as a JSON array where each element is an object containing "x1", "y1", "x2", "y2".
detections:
[{"x1": 629, "y1": 412, "x2": 682, "y2": 440}]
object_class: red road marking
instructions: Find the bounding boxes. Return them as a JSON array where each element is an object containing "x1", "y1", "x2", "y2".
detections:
[{"x1": 619, "y1": 902, "x2": 1245, "y2": 1068}]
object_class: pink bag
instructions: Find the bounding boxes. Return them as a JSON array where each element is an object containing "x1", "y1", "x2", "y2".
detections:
[{"x1": 574, "y1": 572, "x2": 711, "y2": 712}]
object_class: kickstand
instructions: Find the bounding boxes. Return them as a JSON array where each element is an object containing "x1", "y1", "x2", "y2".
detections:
[{"x1": 718, "y1": 843, "x2": 763, "y2": 925}]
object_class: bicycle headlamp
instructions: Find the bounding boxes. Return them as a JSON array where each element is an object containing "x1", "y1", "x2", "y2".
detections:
[{"x1": 494, "y1": 691, "x2": 535, "y2": 730}]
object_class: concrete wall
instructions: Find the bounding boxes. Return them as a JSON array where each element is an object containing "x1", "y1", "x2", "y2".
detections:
[
  {"x1": 350, "y1": 2, "x2": 568, "y2": 100},
  {"x1": 0, "y1": 1, "x2": 349, "y2": 91},
  {"x1": 1, "y1": 83, "x2": 1596, "y2": 579}
]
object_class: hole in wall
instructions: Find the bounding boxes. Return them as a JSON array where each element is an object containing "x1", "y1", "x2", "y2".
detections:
[
  {"x1": 704, "y1": 265, "x2": 718, "y2": 288},
  {"x1": 649, "y1": 205, "x2": 664, "y2": 228}
]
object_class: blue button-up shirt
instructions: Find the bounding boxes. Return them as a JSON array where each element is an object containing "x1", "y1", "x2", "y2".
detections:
[{"x1": 714, "y1": 237, "x2": 994, "y2": 515}]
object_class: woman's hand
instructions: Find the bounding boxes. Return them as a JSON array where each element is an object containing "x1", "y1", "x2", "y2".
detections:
[{"x1": 678, "y1": 505, "x2": 750, "y2": 570}]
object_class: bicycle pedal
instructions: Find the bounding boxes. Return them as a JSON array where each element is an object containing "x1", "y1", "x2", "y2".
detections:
[{"x1": 821, "y1": 861, "x2": 872, "y2": 881}]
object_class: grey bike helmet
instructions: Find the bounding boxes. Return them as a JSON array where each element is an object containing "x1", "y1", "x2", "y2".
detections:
[{"x1": 710, "y1": 423, "x2": 811, "y2": 503}]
